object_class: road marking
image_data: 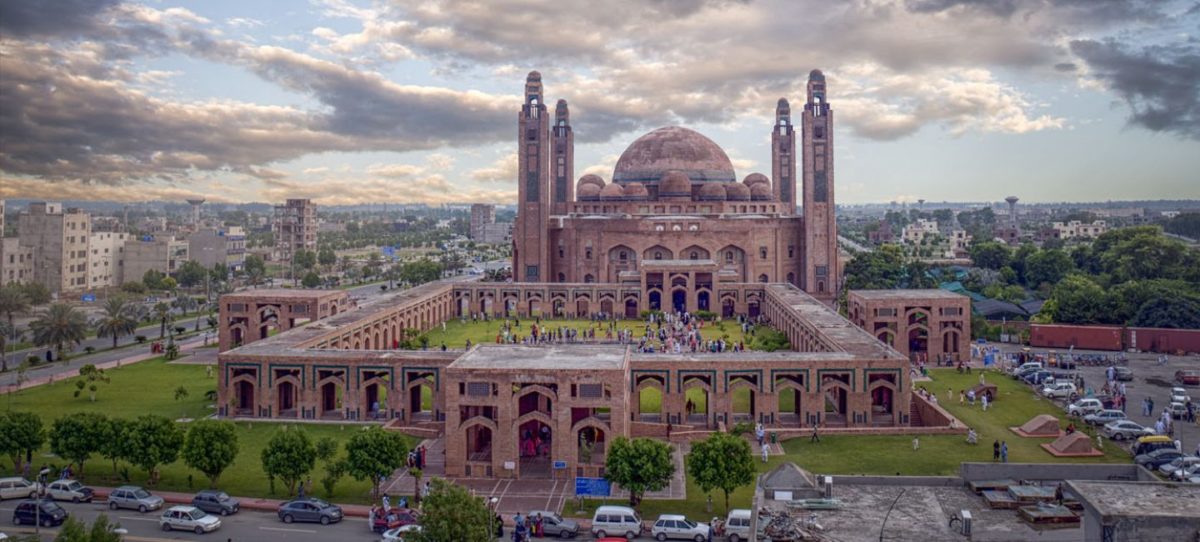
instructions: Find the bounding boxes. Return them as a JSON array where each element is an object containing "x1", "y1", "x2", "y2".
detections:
[
  {"x1": 259, "y1": 526, "x2": 318, "y2": 533},
  {"x1": 545, "y1": 480, "x2": 558, "y2": 510},
  {"x1": 118, "y1": 515, "x2": 160, "y2": 522}
]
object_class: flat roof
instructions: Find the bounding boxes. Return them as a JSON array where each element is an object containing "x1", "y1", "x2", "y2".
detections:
[
  {"x1": 449, "y1": 345, "x2": 627, "y2": 371},
  {"x1": 1067, "y1": 481, "x2": 1200, "y2": 519},
  {"x1": 849, "y1": 289, "x2": 968, "y2": 300}
]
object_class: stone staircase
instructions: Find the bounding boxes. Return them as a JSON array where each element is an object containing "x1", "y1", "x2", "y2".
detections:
[{"x1": 909, "y1": 401, "x2": 924, "y2": 427}]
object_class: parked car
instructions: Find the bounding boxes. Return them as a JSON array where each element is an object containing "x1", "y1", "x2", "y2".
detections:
[
  {"x1": 160, "y1": 505, "x2": 222, "y2": 534},
  {"x1": 527, "y1": 510, "x2": 580, "y2": 538},
  {"x1": 108, "y1": 486, "x2": 164, "y2": 513},
  {"x1": 1068, "y1": 398, "x2": 1104, "y2": 417},
  {"x1": 1135, "y1": 448, "x2": 1184, "y2": 470},
  {"x1": 1011, "y1": 362, "x2": 1043, "y2": 376},
  {"x1": 591, "y1": 505, "x2": 644, "y2": 540},
  {"x1": 1041, "y1": 382, "x2": 1076, "y2": 399},
  {"x1": 1113, "y1": 367, "x2": 1133, "y2": 381},
  {"x1": 651, "y1": 514, "x2": 712, "y2": 542},
  {"x1": 192, "y1": 490, "x2": 239, "y2": 516},
  {"x1": 1025, "y1": 370, "x2": 1055, "y2": 386},
  {"x1": 1083, "y1": 409, "x2": 1126, "y2": 426},
  {"x1": 381, "y1": 524, "x2": 422, "y2": 542},
  {"x1": 1162, "y1": 457, "x2": 1200, "y2": 480},
  {"x1": 723, "y1": 509, "x2": 753, "y2": 542},
  {"x1": 11, "y1": 499, "x2": 67, "y2": 527},
  {"x1": 1131, "y1": 435, "x2": 1176, "y2": 457},
  {"x1": 45, "y1": 480, "x2": 93, "y2": 503},
  {"x1": 0, "y1": 478, "x2": 40, "y2": 501},
  {"x1": 1175, "y1": 370, "x2": 1200, "y2": 386},
  {"x1": 1169, "y1": 402, "x2": 1188, "y2": 419},
  {"x1": 1173, "y1": 463, "x2": 1200, "y2": 481},
  {"x1": 1102, "y1": 420, "x2": 1154, "y2": 441},
  {"x1": 278, "y1": 498, "x2": 343, "y2": 525},
  {"x1": 1170, "y1": 388, "x2": 1192, "y2": 404}
]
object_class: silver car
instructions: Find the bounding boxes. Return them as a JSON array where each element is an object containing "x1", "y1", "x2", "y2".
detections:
[
  {"x1": 160, "y1": 505, "x2": 221, "y2": 534},
  {"x1": 108, "y1": 486, "x2": 164, "y2": 513},
  {"x1": 46, "y1": 480, "x2": 94, "y2": 503},
  {"x1": 652, "y1": 514, "x2": 711, "y2": 542},
  {"x1": 527, "y1": 510, "x2": 580, "y2": 538},
  {"x1": 0, "y1": 478, "x2": 39, "y2": 501}
]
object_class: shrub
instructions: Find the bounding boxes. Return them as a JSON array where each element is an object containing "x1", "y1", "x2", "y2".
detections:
[
  {"x1": 694, "y1": 310, "x2": 716, "y2": 321},
  {"x1": 83, "y1": 346, "x2": 96, "y2": 354},
  {"x1": 26, "y1": 355, "x2": 40, "y2": 365},
  {"x1": 728, "y1": 421, "x2": 754, "y2": 436},
  {"x1": 174, "y1": 326, "x2": 186, "y2": 335},
  {"x1": 135, "y1": 335, "x2": 147, "y2": 344}
]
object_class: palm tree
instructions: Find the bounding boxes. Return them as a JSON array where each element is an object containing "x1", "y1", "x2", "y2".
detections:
[
  {"x1": 153, "y1": 302, "x2": 173, "y2": 339},
  {"x1": 28, "y1": 303, "x2": 89, "y2": 362},
  {"x1": 0, "y1": 320, "x2": 24, "y2": 373},
  {"x1": 95, "y1": 296, "x2": 139, "y2": 349},
  {"x1": 0, "y1": 285, "x2": 30, "y2": 372},
  {"x1": 174, "y1": 295, "x2": 200, "y2": 331}
]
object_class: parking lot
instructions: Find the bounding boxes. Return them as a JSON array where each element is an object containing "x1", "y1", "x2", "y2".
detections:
[{"x1": 986, "y1": 342, "x2": 1200, "y2": 457}]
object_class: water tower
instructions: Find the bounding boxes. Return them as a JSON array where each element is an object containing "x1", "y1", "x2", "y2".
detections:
[
  {"x1": 186, "y1": 198, "x2": 205, "y2": 228},
  {"x1": 1005, "y1": 196, "x2": 1019, "y2": 227}
]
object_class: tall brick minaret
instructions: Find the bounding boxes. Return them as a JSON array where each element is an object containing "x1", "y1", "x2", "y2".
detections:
[
  {"x1": 801, "y1": 69, "x2": 839, "y2": 304},
  {"x1": 551, "y1": 99, "x2": 574, "y2": 216},
  {"x1": 514, "y1": 71, "x2": 551, "y2": 282},
  {"x1": 771, "y1": 98, "x2": 797, "y2": 214}
]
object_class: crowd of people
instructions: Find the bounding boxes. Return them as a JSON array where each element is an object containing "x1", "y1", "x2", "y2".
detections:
[{"x1": 473, "y1": 311, "x2": 766, "y2": 354}]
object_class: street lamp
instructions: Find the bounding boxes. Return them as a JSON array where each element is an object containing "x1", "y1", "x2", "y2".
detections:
[{"x1": 35, "y1": 467, "x2": 49, "y2": 535}]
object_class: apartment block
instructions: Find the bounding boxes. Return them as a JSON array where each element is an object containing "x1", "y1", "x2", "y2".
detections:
[
  {"x1": 18, "y1": 202, "x2": 91, "y2": 293},
  {"x1": 0, "y1": 238, "x2": 34, "y2": 286},
  {"x1": 87, "y1": 231, "x2": 128, "y2": 289},
  {"x1": 273, "y1": 199, "x2": 317, "y2": 262},
  {"x1": 469, "y1": 203, "x2": 496, "y2": 240},
  {"x1": 189, "y1": 226, "x2": 246, "y2": 272},
  {"x1": 124, "y1": 235, "x2": 188, "y2": 285}
]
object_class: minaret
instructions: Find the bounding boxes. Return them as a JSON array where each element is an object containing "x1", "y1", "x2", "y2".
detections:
[
  {"x1": 551, "y1": 99, "x2": 574, "y2": 216},
  {"x1": 513, "y1": 71, "x2": 551, "y2": 282},
  {"x1": 801, "y1": 69, "x2": 839, "y2": 304},
  {"x1": 771, "y1": 98, "x2": 797, "y2": 213}
]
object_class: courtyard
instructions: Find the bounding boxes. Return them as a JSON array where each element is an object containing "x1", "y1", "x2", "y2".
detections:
[{"x1": 416, "y1": 316, "x2": 770, "y2": 350}]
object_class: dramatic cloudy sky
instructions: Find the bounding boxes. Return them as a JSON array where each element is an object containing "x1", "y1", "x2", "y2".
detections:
[{"x1": 1, "y1": 0, "x2": 1198, "y2": 206}]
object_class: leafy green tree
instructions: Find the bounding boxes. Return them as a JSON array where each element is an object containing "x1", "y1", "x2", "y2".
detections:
[
  {"x1": 153, "y1": 302, "x2": 173, "y2": 339},
  {"x1": 50, "y1": 412, "x2": 109, "y2": 476},
  {"x1": 968, "y1": 241, "x2": 1011, "y2": 270},
  {"x1": 320, "y1": 459, "x2": 346, "y2": 499},
  {"x1": 53, "y1": 513, "x2": 124, "y2": 542},
  {"x1": 29, "y1": 303, "x2": 89, "y2": 361},
  {"x1": 315, "y1": 437, "x2": 339, "y2": 463},
  {"x1": 604, "y1": 437, "x2": 675, "y2": 508},
  {"x1": 292, "y1": 249, "x2": 317, "y2": 272},
  {"x1": 182, "y1": 420, "x2": 239, "y2": 487},
  {"x1": 0, "y1": 285, "x2": 30, "y2": 372},
  {"x1": 0, "y1": 320, "x2": 21, "y2": 374},
  {"x1": 95, "y1": 296, "x2": 138, "y2": 349},
  {"x1": 400, "y1": 259, "x2": 443, "y2": 285},
  {"x1": 142, "y1": 269, "x2": 167, "y2": 291},
  {"x1": 318, "y1": 248, "x2": 337, "y2": 270},
  {"x1": 16, "y1": 281, "x2": 52, "y2": 305},
  {"x1": 261, "y1": 428, "x2": 316, "y2": 496},
  {"x1": 1133, "y1": 296, "x2": 1200, "y2": 329},
  {"x1": 411, "y1": 477, "x2": 492, "y2": 542},
  {"x1": 344, "y1": 427, "x2": 408, "y2": 498},
  {"x1": 175, "y1": 260, "x2": 208, "y2": 288},
  {"x1": 686, "y1": 431, "x2": 756, "y2": 513},
  {"x1": 1100, "y1": 230, "x2": 1197, "y2": 283},
  {"x1": 301, "y1": 271, "x2": 321, "y2": 288},
  {"x1": 125, "y1": 415, "x2": 184, "y2": 483},
  {"x1": 244, "y1": 254, "x2": 267, "y2": 286},
  {"x1": 120, "y1": 281, "x2": 148, "y2": 295},
  {"x1": 1164, "y1": 212, "x2": 1200, "y2": 238},
  {"x1": 99, "y1": 418, "x2": 131, "y2": 476},
  {"x1": 1024, "y1": 249, "x2": 1074, "y2": 288},
  {"x1": 0, "y1": 411, "x2": 45, "y2": 474},
  {"x1": 210, "y1": 262, "x2": 230, "y2": 283},
  {"x1": 1110, "y1": 279, "x2": 1199, "y2": 325},
  {"x1": 74, "y1": 364, "x2": 110, "y2": 401},
  {"x1": 1045, "y1": 274, "x2": 1112, "y2": 324}
]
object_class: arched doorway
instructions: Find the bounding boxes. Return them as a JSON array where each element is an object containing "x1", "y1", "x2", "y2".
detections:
[
  {"x1": 577, "y1": 426, "x2": 606, "y2": 465},
  {"x1": 234, "y1": 380, "x2": 254, "y2": 417},
  {"x1": 364, "y1": 381, "x2": 389, "y2": 420},
  {"x1": 639, "y1": 386, "x2": 663, "y2": 422},
  {"x1": 649, "y1": 291, "x2": 662, "y2": 311},
  {"x1": 671, "y1": 289, "x2": 687, "y2": 313},
  {"x1": 409, "y1": 381, "x2": 434, "y2": 421},
  {"x1": 777, "y1": 386, "x2": 802, "y2": 426},
  {"x1": 624, "y1": 298, "x2": 638, "y2": 318},
  {"x1": 319, "y1": 382, "x2": 342, "y2": 419},
  {"x1": 518, "y1": 414, "x2": 552, "y2": 478},
  {"x1": 697, "y1": 291, "x2": 710, "y2": 311},
  {"x1": 277, "y1": 381, "x2": 298, "y2": 417},
  {"x1": 575, "y1": 298, "x2": 590, "y2": 317},
  {"x1": 908, "y1": 327, "x2": 929, "y2": 363},
  {"x1": 683, "y1": 377, "x2": 710, "y2": 426},
  {"x1": 466, "y1": 424, "x2": 493, "y2": 463},
  {"x1": 722, "y1": 297, "x2": 735, "y2": 318},
  {"x1": 822, "y1": 377, "x2": 850, "y2": 427},
  {"x1": 731, "y1": 383, "x2": 756, "y2": 422}
]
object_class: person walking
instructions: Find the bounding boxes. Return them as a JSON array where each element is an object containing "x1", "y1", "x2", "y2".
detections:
[
  {"x1": 762, "y1": 444, "x2": 769, "y2": 463},
  {"x1": 755, "y1": 423, "x2": 765, "y2": 447},
  {"x1": 1000, "y1": 441, "x2": 1009, "y2": 463},
  {"x1": 912, "y1": 436, "x2": 920, "y2": 451},
  {"x1": 993, "y1": 440, "x2": 1000, "y2": 462},
  {"x1": 1054, "y1": 483, "x2": 1064, "y2": 506},
  {"x1": 810, "y1": 424, "x2": 820, "y2": 443},
  {"x1": 982, "y1": 394, "x2": 989, "y2": 412}
]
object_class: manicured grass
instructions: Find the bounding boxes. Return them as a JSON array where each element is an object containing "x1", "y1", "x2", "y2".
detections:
[
  {"x1": 2, "y1": 357, "x2": 412, "y2": 504},
  {"x1": 419, "y1": 318, "x2": 758, "y2": 350}
]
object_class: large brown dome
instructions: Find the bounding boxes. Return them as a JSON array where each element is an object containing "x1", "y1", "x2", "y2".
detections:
[{"x1": 613, "y1": 126, "x2": 736, "y2": 185}]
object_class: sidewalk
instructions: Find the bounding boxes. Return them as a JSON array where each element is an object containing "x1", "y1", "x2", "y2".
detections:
[{"x1": 1, "y1": 337, "x2": 206, "y2": 394}]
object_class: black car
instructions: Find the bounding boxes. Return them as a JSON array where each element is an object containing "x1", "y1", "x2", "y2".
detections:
[
  {"x1": 12, "y1": 499, "x2": 68, "y2": 527},
  {"x1": 192, "y1": 490, "x2": 240, "y2": 516},
  {"x1": 277, "y1": 498, "x2": 343, "y2": 525},
  {"x1": 1134, "y1": 448, "x2": 1184, "y2": 470},
  {"x1": 1114, "y1": 367, "x2": 1134, "y2": 381}
]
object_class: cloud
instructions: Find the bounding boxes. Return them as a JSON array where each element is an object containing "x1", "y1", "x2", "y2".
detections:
[
  {"x1": 227, "y1": 17, "x2": 263, "y2": 29},
  {"x1": 365, "y1": 164, "x2": 424, "y2": 178},
  {"x1": 581, "y1": 154, "x2": 620, "y2": 179},
  {"x1": 0, "y1": 0, "x2": 121, "y2": 38},
  {"x1": 470, "y1": 153, "x2": 518, "y2": 183},
  {"x1": 0, "y1": 176, "x2": 231, "y2": 203},
  {"x1": 1070, "y1": 38, "x2": 1200, "y2": 139}
]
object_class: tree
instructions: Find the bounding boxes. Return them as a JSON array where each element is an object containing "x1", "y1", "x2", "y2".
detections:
[
  {"x1": 399, "y1": 259, "x2": 443, "y2": 285},
  {"x1": 174, "y1": 385, "x2": 190, "y2": 418},
  {"x1": 318, "y1": 248, "x2": 337, "y2": 270},
  {"x1": 1044, "y1": 274, "x2": 1112, "y2": 325},
  {"x1": 95, "y1": 296, "x2": 138, "y2": 349},
  {"x1": 125, "y1": 415, "x2": 184, "y2": 483},
  {"x1": 244, "y1": 254, "x2": 267, "y2": 286},
  {"x1": 50, "y1": 412, "x2": 109, "y2": 476},
  {"x1": 142, "y1": 269, "x2": 167, "y2": 291},
  {"x1": 686, "y1": 431, "x2": 756, "y2": 513},
  {"x1": 175, "y1": 260, "x2": 208, "y2": 288},
  {"x1": 153, "y1": 302, "x2": 173, "y2": 339},
  {"x1": 321, "y1": 459, "x2": 347, "y2": 499},
  {"x1": 52, "y1": 514, "x2": 124, "y2": 542},
  {"x1": 968, "y1": 241, "x2": 1010, "y2": 270},
  {"x1": 0, "y1": 320, "x2": 22, "y2": 374},
  {"x1": 604, "y1": 437, "x2": 675, "y2": 508},
  {"x1": 1133, "y1": 296, "x2": 1200, "y2": 329},
  {"x1": 210, "y1": 262, "x2": 230, "y2": 283},
  {"x1": 411, "y1": 477, "x2": 492, "y2": 542},
  {"x1": 16, "y1": 281, "x2": 52, "y2": 305},
  {"x1": 1024, "y1": 249, "x2": 1074, "y2": 288},
  {"x1": 293, "y1": 249, "x2": 318, "y2": 272},
  {"x1": 301, "y1": 271, "x2": 321, "y2": 289},
  {"x1": 315, "y1": 437, "x2": 339, "y2": 464},
  {"x1": 182, "y1": 420, "x2": 239, "y2": 487},
  {"x1": 0, "y1": 411, "x2": 45, "y2": 474},
  {"x1": 344, "y1": 427, "x2": 408, "y2": 499},
  {"x1": 261, "y1": 428, "x2": 316, "y2": 496},
  {"x1": 29, "y1": 303, "x2": 89, "y2": 362},
  {"x1": 1109, "y1": 279, "x2": 1199, "y2": 324},
  {"x1": 74, "y1": 364, "x2": 110, "y2": 402},
  {"x1": 0, "y1": 285, "x2": 30, "y2": 372},
  {"x1": 99, "y1": 418, "x2": 131, "y2": 476}
]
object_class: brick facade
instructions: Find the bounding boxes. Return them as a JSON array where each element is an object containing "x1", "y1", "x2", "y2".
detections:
[{"x1": 847, "y1": 289, "x2": 971, "y2": 364}]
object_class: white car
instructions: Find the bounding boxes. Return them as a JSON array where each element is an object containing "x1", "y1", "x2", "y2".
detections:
[
  {"x1": 1102, "y1": 420, "x2": 1154, "y2": 441},
  {"x1": 1041, "y1": 382, "x2": 1076, "y2": 399},
  {"x1": 45, "y1": 480, "x2": 94, "y2": 503},
  {"x1": 1169, "y1": 402, "x2": 1188, "y2": 419},
  {"x1": 1159, "y1": 456, "x2": 1200, "y2": 479},
  {"x1": 1170, "y1": 463, "x2": 1200, "y2": 482},
  {"x1": 651, "y1": 514, "x2": 712, "y2": 542},
  {"x1": 381, "y1": 524, "x2": 421, "y2": 542},
  {"x1": 160, "y1": 505, "x2": 222, "y2": 534},
  {"x1": 1068, "y1": 398, "x2": 1103, "y2": 417},
  {"x1": 1171, "y1": 388, "x2": 1192, "y2": 404}
]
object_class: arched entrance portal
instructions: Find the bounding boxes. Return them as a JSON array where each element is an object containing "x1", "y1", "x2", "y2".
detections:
[
  {"x1": 672, "y1": 290, "x2": 687, "y2": 313},
  {"x1": 277, "y1": 381, "x2": 298, "y2": 417},
  {"x1": 624, "y1": 298, "x2": 639, "y2": 318},
  {"x1": 364, "y1": 382, "x2": 388, "y2": 420},
  {"x1": 697, "y1": 291, "x2": 710, "y2": 312},
  {"x1": 409, "y1": 382, "x2": 434, "y2": 421},
  {"x1": 518, "y1": 418, "x2": 552, "y2": 478},
  {"x1": 234, "y1": 380, "x2": 254, "y2": 416},
  {"x1": 466, "y1": 424, "x2": 493, "y2": 463},
  {"x1": 577, "y1": 426, "x2": 606, "y2": 466},
  {"x1": 648, "y1": 291, "x2": 662, "y2": 311},
  {"x1": 319, "y1": 382, "x2": 342, "y2": 419}
]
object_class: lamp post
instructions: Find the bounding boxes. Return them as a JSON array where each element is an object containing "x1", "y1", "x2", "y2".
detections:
[{"x1": 35, "y1": 466, "x2": 49, "y2": 535}]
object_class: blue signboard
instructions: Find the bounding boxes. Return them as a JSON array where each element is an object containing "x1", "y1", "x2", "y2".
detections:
[
  {"x1": 574, "y1": 477, "x2": 611, "y2": 497},
  {"x1": 553, "y1": 460, "x2": 567, "y2": 470},
  {"x1": 81, "y1": 294, "x2": 96, "y2": 303}
]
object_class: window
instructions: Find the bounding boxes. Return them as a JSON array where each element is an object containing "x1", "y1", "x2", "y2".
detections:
[
  {"x1": 654, "y1": 251, "x2": 663, "y2": 260},
  {"x1": 619, "y1": 251, "x2": 628, "y2": 261},
  {"x1": 467, "y1": 382, "x2": 490, "y2": 396},
  {"x1": 788, "y1": 245, "x2": 795, "y2": 258},
  {"x1": 816, "y1": 265, "x2": 828, "y2": 277},
  {"x1": 759, "y1": 247, "x2": 768, "y2": 259},
  {"x1": 585, "y1": 247, "x2": 593, "y2": 259},
  {"x1": 579, "y1": 383, "x2": 602, "y2": 398}
]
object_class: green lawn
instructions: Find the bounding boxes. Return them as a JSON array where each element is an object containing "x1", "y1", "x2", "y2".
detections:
[
  {"x1": 419, "y1": 318, "x2": 760, "y2": 350},
  {"x1": 2, "y1": 357, "x2": 412, "y2": 504}
]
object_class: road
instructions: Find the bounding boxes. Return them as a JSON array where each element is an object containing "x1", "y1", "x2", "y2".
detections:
[
  {"x1": 838, "y1": 235, "x2": 872, "y2": 254},
  {"x1": 0, "y1": 335, "x2": 208, "y2": 390}
]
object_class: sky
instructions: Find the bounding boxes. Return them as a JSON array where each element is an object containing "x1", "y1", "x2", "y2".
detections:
[{"x1": 0, "y1": 0, "x2": 1198, "y2": 206}]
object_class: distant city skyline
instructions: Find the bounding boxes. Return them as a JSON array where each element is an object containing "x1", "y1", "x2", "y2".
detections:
[{"x1": 1, "y1": 0, "x2": 1198, "y2": 206}]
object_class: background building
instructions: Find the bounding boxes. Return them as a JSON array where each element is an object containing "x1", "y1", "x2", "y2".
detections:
[
  {"x1": 18, "y1": 202, "x2": 90, "y2": 293},
  {"x1": 123, "y1": 235, "x2": 188, "y2": 285},
  {"x1": 0, "y1": 238, "x2": 34, "y2": 286},
  {"x1": 470, "y1": 204, "x2": 496, "y2": 240},
  {"x1": 87, "y1": 231, "x2": 128, "y2": 289},
  {"x1": 273, "y1": 199, "x2": 317, "y2": 263},
  {"x1": 189, "y1": 227, "x2": 246, "y2": 272}
]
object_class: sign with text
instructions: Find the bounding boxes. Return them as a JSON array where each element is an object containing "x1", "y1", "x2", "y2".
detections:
[
  {"x1": 553, "y1": 460, "x2": 567, "y2": 469},
  {"x1": 574, "y1": 477, "x2": 611, "y2": 497}
]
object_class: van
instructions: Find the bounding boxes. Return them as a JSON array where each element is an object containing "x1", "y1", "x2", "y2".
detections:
[
  {"x1": 0, "y1": 478, "x2": 39, "y2": 501},
  {"x1": 1131, "y1": 435, "x2": 1175, "y2": 457},
  {"x1": 591, "y1": 505, "x2": 643, "y2": 539},
  {"x1": 723, "y1": 509, "x2": 753, "y2": 542}
]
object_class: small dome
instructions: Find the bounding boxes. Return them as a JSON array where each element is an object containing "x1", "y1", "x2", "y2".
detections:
[
  {"x1": 725, "y1": 183, "x2": 751, "y2": 201},
  {"x1": 599, "y1": 183, "x2": 625, "y2": 200},
  {"x1": 809, "y1": 69, "x2": 824, "y2": 81},
  {"x1": 659, "y1": 170, "x2": 693, "y2": 198},
  {"x1": 578, "y1": 183, "x2": 602, "y2": 201},
  {"x1": 698, "y1": 183, "x2": 727, "y2": 201},
  {"x1": 578, "y1": 174, "x2": 606, "y2": 190},
  {"x1": 743, "y1": 173, "x2": 770, "y2": 188},
  {"x1": 623, "y1": 182, "x2": 649, "y2": 199},
  {"x1": 527, "y1": 70, "x2": 542, "y2": 81},
  {"x1": 750, "y1": 183, "x2": 772, "y2": 201}
]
